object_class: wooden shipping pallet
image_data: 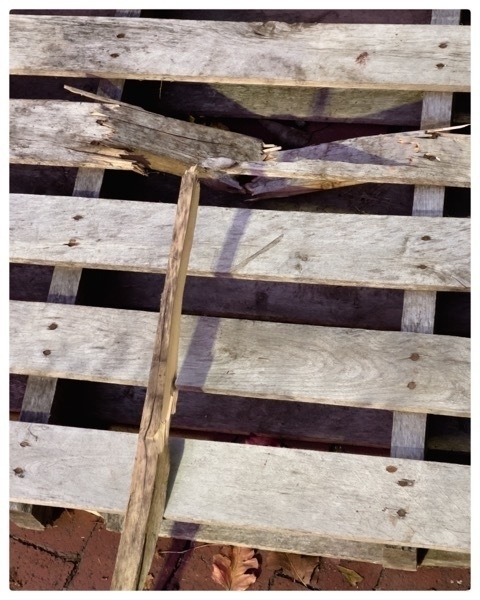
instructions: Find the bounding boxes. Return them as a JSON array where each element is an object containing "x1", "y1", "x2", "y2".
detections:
[{"x1": 9, "y1": 9, "x2": 470, "y2": 588}]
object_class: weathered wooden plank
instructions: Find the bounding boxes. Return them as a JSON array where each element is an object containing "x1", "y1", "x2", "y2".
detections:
[
  {"x1": 112, "y1": 168, "x2": 200, "y2": 590},
  {"x1": 160, "y1": 83, "x2": 425, "y2": 125},
  {"x1": 10, "y1": 422, "x2": 470, "y2": 553},
  {"x1": 9, "y1": 17, "x2": 470, "y2": 91},
  {"x1": 205, "y1": 130, "x2": 471, "y2": 199},
  {"x1": 10, "y1": 195, "x2": 470, "y2": 292},
  {"x1": 392, "y1": 9, "x2": 462, "y2": 464},
  {"x1": 9, "y1": 301, "x2": 470, "y2": 417},
  {"x1": 9, "y1": 99, "x2": 263, "y2": 180}
]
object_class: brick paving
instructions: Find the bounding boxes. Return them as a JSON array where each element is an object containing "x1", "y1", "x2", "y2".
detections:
[{"x1": 9, "y1": 509, "x2": 471, "y2": 591}]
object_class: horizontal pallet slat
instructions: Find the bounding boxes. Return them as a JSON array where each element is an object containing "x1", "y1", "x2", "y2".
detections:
[
  {"x1": 10, "y1": 195, "x2": 470, "y2": 292},
  {"x1": 9, "y1": 301, "x2": 470, "y2": 417},
  {"x1": 9, "y1": 99, "x2": 263, "y2": 179},
  {"x1": 10, "y1": 422, "x2": 470, "y2": 553},
  {"x1": 10, "y1": 17, "x2": 470, "y2": 91}
]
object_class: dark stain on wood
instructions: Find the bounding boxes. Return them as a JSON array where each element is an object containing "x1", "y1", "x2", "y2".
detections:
[{"x1": 356, "y1": 51, "x2": 369, "y2": 65}]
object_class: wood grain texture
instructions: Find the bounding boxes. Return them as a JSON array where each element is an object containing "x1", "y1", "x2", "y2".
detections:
[
  {"x1": 111, "y1": 168, "x2": 200, "y2": 590},
  {"x1": 391, "y1": 9, "x2": 463, "y2": 463},
  {"x1": 9, "y1": 301, "x2": 470, "y2": 417},
  {"x1": 10, "y1": 195, "x2": 470, "y2": 292},
  {"x1": 209, "y1": 131, "x2": 470, "y2": 199},
  {"x1": 160, "y1": 83, "x2": 426, "y2": 125},
  {"x1": 9, "y1": 16, "x2": 470, "y2": 91},
  {"x1": 9, "y1": 98, "x2": 263, "y2": 178},
  {"x1": 10, "y1": 422, "x2": 470, "y2": 553}
]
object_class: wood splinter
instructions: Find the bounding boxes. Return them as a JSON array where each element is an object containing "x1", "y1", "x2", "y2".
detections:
[{"x1": 110, "y1": 166, "x2": 200, "y2": 590}]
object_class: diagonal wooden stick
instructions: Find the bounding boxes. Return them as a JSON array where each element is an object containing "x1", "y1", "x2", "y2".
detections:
[{"x1": 111, "y1": 166, "x2": 200, "y2": 590}]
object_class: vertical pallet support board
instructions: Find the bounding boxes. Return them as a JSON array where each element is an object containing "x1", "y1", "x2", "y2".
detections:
[{"x1": 9, "y1": 10, "x2": 470, "y2": 590}]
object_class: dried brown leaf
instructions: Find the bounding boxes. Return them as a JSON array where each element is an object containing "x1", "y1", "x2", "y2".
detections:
[
  {"x1": 337, "y1": 565, "x2": 364, "y2": 587},
  {"x1": 266, "y1": 552, "x2": 318, "y2": 587},
  {"x1": 211, "y1": 546, "x2": 259, "y2": 591}
]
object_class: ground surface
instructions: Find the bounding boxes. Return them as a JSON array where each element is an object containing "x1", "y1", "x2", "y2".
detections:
[{"x1": 9, "y1": 509, "x2": 471, "y2": 591}]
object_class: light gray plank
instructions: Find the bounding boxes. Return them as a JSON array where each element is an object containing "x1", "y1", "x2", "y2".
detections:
[
  {"x1": 10, "y1": 195, "x2": 470, "y2": 292},
  {"x1": 10, "y1": 17, "x2": 470, "y2": 91},
  {"x1": 9, "y1": 99, "x2": 263, "y2": 179},
  {"x1": 9, "y1": 301, "x2": 470, "y2": 417},
  {"x1": 10, "y1": 422, "x2": 470, "y2": 553}
]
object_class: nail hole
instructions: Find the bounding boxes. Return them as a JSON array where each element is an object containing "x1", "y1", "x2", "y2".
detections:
[
  {"x1": 64, "y1": 238, "x2": 79, "y2": 247},
  {"x1": 13, "y1": 467, "x2": 25, "y2": 478},
  {"x1": 43, "y1": 349, "x2": 51, "y2": 356},
  {"x1": 73, "y1": 214, "x2": 83, "y2": 221},
  {"x1": 110, "y1": 53, "x2": 120, "y2": 58},
  {"x1": 407, "y1": 381, "x2": 416, "y2": 390},
  {"x1": 436, "y1": 63, "x2": 445, "y2": 69},
  {"x1": 417, "y1": 264, "x2": 427, "y2": 270},
  {"x1": 439, "y1": 42, "x2": 448, "y2": 48},
  {"x1": 20, "y1": 441, "x2": 31, "y2": 447},
  {"x1": 410, "y1": 353, "x2": 420, "y2": 361},
  {"x1": 397, "y1": 509, "x2": 407, "y2": 518},
  {"x1": 48, "y1": 322, "x2": 58, "y2": 330},
  {"x1": 421, "y1": 235, "x2": 431, "y2": 241},
  {"x1": 116, "y1": 33, "x2": 126, "y2": 38},
  {"x1": 386, "y1": 465, "x2": 398, "y2": 473},
  {"x1": 397, "y1": 479, "x2": 415, "y2": 487}
]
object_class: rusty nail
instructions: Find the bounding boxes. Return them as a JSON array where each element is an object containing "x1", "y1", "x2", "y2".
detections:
[
  {"x1": 407, "y1": 381, "x2": 416, "y2": 390},
  {"x1": 397, "y1": 509, "x2": 407, "y2": 518},
  {"x1": 48, "y1": 322, "x2": 58, "y2": 330},
  {"x1": 43, "y1": 349, "x2": 51, "y2": 356},
  {"x1": 386, "y1": 465, "x2": 398, "y2": 473},
  {"x1": 410, "y1": 353, "x2": 420, "y2": 361},
  {"x1": 13, "y1": 467, "x2": 25, "y2": 478},
  {"x1": 421, "y1": 235, "x2": 431, "y2": 241}
]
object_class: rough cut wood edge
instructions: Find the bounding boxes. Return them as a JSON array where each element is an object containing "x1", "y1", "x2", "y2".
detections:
[
  {"x1": 9, "y1": 301, "x2": 470, "y2": 418},
  {"x1": 160, "y1": 83, "x2": 426, "y2": 125},
  {"x1": 10, "y1": 195, "x2": 470, "y2": 292},
  {"x1": 9, "y1": 12, "x2": 141, "y2": 532},
  {"x1": 111, "y1": 168, "x2": 200, "y2": 591},
  {"x1": 9, "y1": 98, "x2": 263, "y2": 184},
  {"x1": 9, "y1": 16, "x2": 470, "y2": 91},
  {"x1": 10, "y1": 422, "x2": 470, "y2": 554}
]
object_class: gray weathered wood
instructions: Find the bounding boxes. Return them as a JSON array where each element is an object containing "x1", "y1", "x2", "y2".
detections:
[
  {"x1": 10, "y1": 16, "x2": 470, "y2": 91},
  {"x1": 205, "y1": 130, "x2": 471, "y2": 199},
  {"x1": 160, "y1": 83, "x2": 426, "y2": 125},
  {"x1": 391, "y1": 9, "x2": 462, "y2": 463},
  {"x1": 9, "y1": 98, "x2": 263, "y2": 181},
  {"x1": 9, "y1": 301, "x2": 470, "y2": 417},
  {"x1": 10, "y1": 422, "x2": 470, "y2": 553},
  {"x1": 10, "y1": 195, "x2": 470, "y2": 292},
  {"x1": 111, "y1": 168, "x2": 200, "y2": 590}
]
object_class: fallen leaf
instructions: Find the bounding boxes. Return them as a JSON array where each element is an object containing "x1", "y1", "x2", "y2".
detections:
[
  {"x1": 211, "y1": 546, "x2": 259, "y2": 591},
  {"x1": 143, "y1": 573, "x2": 155, "y2": 590},
  {"x1": 266, "y1": 552, "x2": 318, "y2": 587},
  {"x1": 337, "y1": 565, "x2": 363, "y2": 587}
]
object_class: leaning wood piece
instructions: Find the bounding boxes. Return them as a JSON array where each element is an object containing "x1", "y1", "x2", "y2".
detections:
[
  {"x1": 111, "y1": 168, "x2": 200, "y2": 590},
  {"x1": 10, "y1": 423, "x2": 470, "y2": 555},
  {"x1": 10, "y1": 195, "x2": 470, "y2": 292},
  {"x1": 9, "y1": 97, "x2": 263, "y2": 181},
  {"x1": 9, "y1": 16, "x2": 470, "y2": 91},
  {"x1": 9, "y1": 9, "x2": 141, "y2": 532},
  {"x1": 201, "y1": 129, "x2": 471, "y2": 199},
  {"x1": 9, "y1": 301, "x2": 470, "y2": 418}
]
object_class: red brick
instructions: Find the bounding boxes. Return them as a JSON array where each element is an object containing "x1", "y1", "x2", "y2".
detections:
[
  {"x1": 311, "y1": 558, "x2": 382, "y2": 590},
  {"x1": 378, "y1": 566, "x2": 470, "y2": 591},
  {"x1": 10, "y1": 538, "x2": 73, "y2": 590},
  {"x1": 10, "y1": 509, "x2": 98, "y2": 557},
  {"x1": 166, "y1": 543, "x2": 225, "y2": 591},
  {"x1": 67, "y1": 522, "x2": 120, "y2": 590}
]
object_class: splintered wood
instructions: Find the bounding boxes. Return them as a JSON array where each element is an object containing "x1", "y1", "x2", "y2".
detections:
[{"x1": 111, "y1": 168, "x2": 200, "y2": 590}]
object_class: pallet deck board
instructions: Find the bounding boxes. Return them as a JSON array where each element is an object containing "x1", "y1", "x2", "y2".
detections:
[
  {"x1": 10, "y1": 17, "x2": 470, "y2": 92},
  {"x1": 10, "y1": 422, "x2": 470, "y2": 553},
  {"x1": 10, "y1": 195, "x2": 470, "y2": 292},
  {"x1": 9, "y1": 301, "x2": 470, "y2": 417}
]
